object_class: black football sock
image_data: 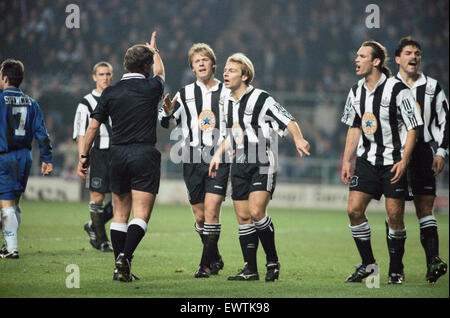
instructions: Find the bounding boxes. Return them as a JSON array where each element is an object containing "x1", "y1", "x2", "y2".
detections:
[
  {"x1": 254, "y1": 215, "x2": 278, "y2": 264},
  {"x1": 239, "y1": 223, "x2": 259, "y2": 272},
  {"x1": 110, "y1": 222, "x2": 127, "y2": 260},
  {"x1": 386, "y1": 224, "x2": 406, "y2": 274},
  {"x1": 90, "y1": 201, "x2": 108, "y2": 243},
  {"x1": 204, "y1": 223, "x2": 221, "y2": 266},
  {"x1": 419, "y1": 215, "x2": 439, "y2": 266},
  {"x1": 194, "y1": 222, "x2": 207, "y2": 245},
  {"x1": 349, "y1": 221, "x2": 376, "y2": 266},
  {"x1": 123, "y1": 218, "x2": 147, "y2": 261}
]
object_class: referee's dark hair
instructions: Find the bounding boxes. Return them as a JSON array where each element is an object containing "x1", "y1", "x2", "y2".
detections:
[
  {"x1": 395, "y1": 36, "x2": 421, "y2": 57},
  {"x1": 362, "y1": 40, "x2": 392, "y2": 77},
  {"x1": 124, "y1": 44, "x2": 154, "y2": 74},
  {"x1": 0, "y1": 59, "x2": 24, "y2": 88}
]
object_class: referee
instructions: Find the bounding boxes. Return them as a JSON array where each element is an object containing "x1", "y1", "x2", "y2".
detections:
[
  {"x1": 394, "y1": 36, "x2": 448, "y2": 283},
  {"x1": 209, "y1": 53, "x2": 310, "y2": 282},
  {"x1": 77, "y1": 32, "x2": 164, "y2": 282},
  {"x1": 161, "y1": 43, "x2": 230, "y2": 278},
  {"x1": 341, "y1": 41, "x2": 423, "y2": 284},
  {"x1": 73, "y1": 61, "x2": 114, "y2": 253}
]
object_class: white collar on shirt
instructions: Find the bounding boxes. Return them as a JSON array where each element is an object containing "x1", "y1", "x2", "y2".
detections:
[
  {"x1": 92, "y1": 89, "x2": 101, "y2": 97},
  {"x1": 196, "y1": 79, "x2": 221, "y2": 92},
  {"x1": 363, "y1": 73, "x2": 386, "y2": 94},
  {"x1": 396, "y1": 71, "x2": 427, "y2": 89},
  {"x1": 121, "y1": 73, "x2": 146, "y2": 80}
]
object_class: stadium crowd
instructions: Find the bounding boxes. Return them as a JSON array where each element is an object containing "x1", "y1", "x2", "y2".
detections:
[{"x1": 1, "y1": 0, "x2": 448, "y2": 184}]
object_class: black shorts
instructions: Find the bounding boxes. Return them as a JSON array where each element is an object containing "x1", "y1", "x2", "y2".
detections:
[
  {"x1": 407, "y1": 142, "x2": 437, "y2": 196},
  {"x1": 349, "y1": 157, "x2": 408, "y2": 200},
  {"x1": 87, "y1": 147, "x2": 111, "y2": 194},
  {"x1": 110, "y1": 144, "x2": 161, "y2": 195},
  {"x1": 183, "y1": 162, "x2": 230, "y2": 205},
  {"x1": 231, "y1": 162, "x2": 277, "y2": 201}
]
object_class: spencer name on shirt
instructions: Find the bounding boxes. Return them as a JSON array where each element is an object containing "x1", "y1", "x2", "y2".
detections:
[{"x1": 3, "y1": 95, "x2": 32, "y2": 106}]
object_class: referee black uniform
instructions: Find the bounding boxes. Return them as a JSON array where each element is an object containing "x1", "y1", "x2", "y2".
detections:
[{"x1": 92, "y1": 72, "x2": 164, "y2": 194}]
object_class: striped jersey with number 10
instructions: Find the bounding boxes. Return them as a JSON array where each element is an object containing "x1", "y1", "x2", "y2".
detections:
[{"x1": 341, "y1": 73, "x2": 423, "y2": 166}]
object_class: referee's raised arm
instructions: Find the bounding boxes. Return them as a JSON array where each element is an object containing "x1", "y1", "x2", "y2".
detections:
[{"x1": 145, "y1": 31, "x2": 165, "y2": 82}]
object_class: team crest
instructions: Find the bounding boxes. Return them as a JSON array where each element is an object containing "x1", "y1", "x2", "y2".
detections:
[
  {"x1": 425, "y1": 84, "x2": 434, "y2": 96},
  {"x1": 232, "y1": 122, "x2": 244, "y2": 145},
  {"x1": 349, "y1": 175, "x2": 359, "y2": 188},
  {"x1": 361, "y1": 112, "x2": 377, "y2": 135},
  {"x1": 198, "y1": 110, "x2": 216, "y2": 133}
]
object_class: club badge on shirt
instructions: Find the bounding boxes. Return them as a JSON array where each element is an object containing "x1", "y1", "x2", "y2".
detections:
[
  {"x1": 198, "y1": 110, "x2": 216, "y2": 133},
  {"x1": 361, "y1": 112, "x2": 377, "y2": 135},
  {"x1": 232, "y1": 122, "x2": 244, "y2": 145}
]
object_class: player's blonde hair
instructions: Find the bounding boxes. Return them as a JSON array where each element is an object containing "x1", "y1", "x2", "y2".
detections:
[
  {"x1": 226, "y1": 53, "x2": 255, "y2": 85},
  {"x1": 92, "y1": 61, "x2": 113, "y2": 74},
  {"x1": 188, "y1": 43, "x2": 216, "y2": 71}
]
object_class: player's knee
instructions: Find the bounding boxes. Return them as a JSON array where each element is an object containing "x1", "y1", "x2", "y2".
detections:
[
  {"x1": 347, "y1": 207, "x2": 365, "y2": 223},
  {"x1": 249, "y1": 209, "x2": 265, "y2": 222}
]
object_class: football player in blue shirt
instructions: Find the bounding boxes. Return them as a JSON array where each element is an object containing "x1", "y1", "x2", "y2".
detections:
[{"x1": 0, "y1": 59, "x2": 53, "y2": 258}]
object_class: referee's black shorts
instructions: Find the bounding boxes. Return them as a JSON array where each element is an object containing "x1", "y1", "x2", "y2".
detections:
[
  {"x1": 87, "y1": 147, "x2": 111, "y2": 194},
  {"x1": 110, "y1": 144, "x2": 161, "y2": 195},
  {"x1": 231, "y1": 162, "x2": 277, "y2": 201},
  {"x1": 349, "y1": 157, "x2": 408, "y2": 200},
  {"x1": 407, "y1": 142, "x2": 436, "y2": 196},
  {"x1": 183, "y1": 162, "x2": 230, "y2": 205}
]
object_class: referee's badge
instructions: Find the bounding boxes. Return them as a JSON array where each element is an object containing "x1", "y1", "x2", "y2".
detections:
[
  {"x1": 198, "y1": 110, "x2": 216, "y2": 133},
  {"x1": 232, "y1": 122, "x2": 244, "y2": 145},
  {"x1": 361, "y1": 112, "x2": 377, "y2": 135}
]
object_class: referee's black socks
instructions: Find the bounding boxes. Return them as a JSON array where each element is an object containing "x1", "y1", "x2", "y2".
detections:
[
  {"x1": 110, "y1": 222, "x2": 127, "y2": 260},
  {"x1": 123, "y1": 218, "x2": 147, "y2": 261}
]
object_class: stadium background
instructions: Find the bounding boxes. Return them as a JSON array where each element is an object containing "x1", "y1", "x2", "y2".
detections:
[{"x1": 0, "y1": 0, "x2": 448, "y2": 200}]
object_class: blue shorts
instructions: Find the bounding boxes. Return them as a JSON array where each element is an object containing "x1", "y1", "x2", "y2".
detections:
[{"x1": 0, "y1": 149, "x2": 32, "y2": 200}]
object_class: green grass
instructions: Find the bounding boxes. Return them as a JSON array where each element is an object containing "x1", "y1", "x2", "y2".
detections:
[{"x1": 0, "y1": 200, "x2": 448, "y2": 298}]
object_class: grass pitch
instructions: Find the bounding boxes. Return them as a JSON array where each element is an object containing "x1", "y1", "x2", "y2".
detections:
[{"x1": 0, "y1": 200, "x2": 448, "y2": 298}]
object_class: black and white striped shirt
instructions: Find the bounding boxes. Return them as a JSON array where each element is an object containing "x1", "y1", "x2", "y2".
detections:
[
  {"x1": 160, "y1": 80, "x2": 229, "y2": 160},
  {"x1": 395, "y1": 72, "x2": 449, "y2": 158},
  {"x1": 73, "y1": 89, "x2": 112, "y2": 149},
  {"x1": 222, "y1": 85, "x2": 295, "y2": 164},
  {"x1": 341, "y1": 73, "x2": 423, "y2": 166}
]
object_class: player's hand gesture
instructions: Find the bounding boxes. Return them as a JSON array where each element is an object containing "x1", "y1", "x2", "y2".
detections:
[
  {"x1": 145, "y1": 31, "x2": 158, "y2": 53},
  {"x1": 41, "y1": 162, "x2": 53, "y2": 176},
  {"x1": 209, "y1": 155, "x2": 221, "y2": 178},
  {"x1": 77, "y1": 157, "x2": 89, "y2": 180},
  {"x1": 432, "y1": 155, "x2": 445, "y2": 177},
  {"x1": 390, "y1": 159, "x2": 407, "y2": 184},
  {"x1": 341, "y1": 161, "x2": 352, "y2": 184},
  {"x1": 295, "y1": 138, "x2": 311, "y2": 158},
  {"x1": 162, "y1": 93, "x2": 178, "y2": 115}
]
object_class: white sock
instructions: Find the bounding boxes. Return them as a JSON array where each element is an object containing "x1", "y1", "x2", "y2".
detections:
[
  {"x1": 1, "y1": 206, "x2": 19, "y2": 252},
  {"x1": 15, "y1": 205, "x2": 22, "y2": 229}
]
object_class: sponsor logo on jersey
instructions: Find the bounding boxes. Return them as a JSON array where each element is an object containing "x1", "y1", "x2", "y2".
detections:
[
  {"x1": 361, "y1": 112, "x2": 377, "y2": 135},
  {"x1": 198, "y1": 110, "x2": 216, "y2": 133}
]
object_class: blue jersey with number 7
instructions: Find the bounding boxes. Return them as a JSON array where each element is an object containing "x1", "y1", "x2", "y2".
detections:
[{"x1": 0, "y1": 88, "x2": 52, "y2": 163}]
